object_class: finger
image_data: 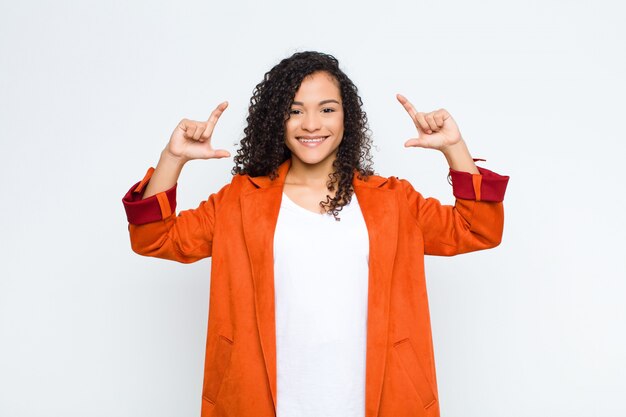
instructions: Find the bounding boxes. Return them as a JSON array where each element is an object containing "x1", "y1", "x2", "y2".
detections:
[
  {"x1": 200, "y1": 101, "x2": 228, "y2": 142},
  {"x1": 396, "y1": 93, "x2": 418, "y2": 120},
  {"x1": 211, "y1": 149, "x2": 231, "y2": 159},
  {"x1": 178, "y1": 118, "x2": 191, "y2": 133},
  {"x1": 396, "y1": 94, "x2": 426, "y2": 132},
  {"x1": 404, "y1": 137, "x2": 429, "y2": 148},
  {"x1": 436, "y1": 108, "x2": 451, "y2": 125},
  {"x1": 193, "y1": 122, "x2": 206, "y2": 140},
  {"x1": 184, "y1": 123, "x2": 198, "y2": 139},
  {"x1": 433, "y1": 112, "x2": 445, "y2": 128},
  {"x1": 200, "y1": 122, "x2": 213, "y2": 140},
  {"x1": 206, "y1": 101, "x2": 229, "y2": 128},
  {"x1": 414, "y1": 112, "x2": 432, "y2": 134},
  {"x1": 424, "y1": 113, "x2": 439, "y2": 131}
]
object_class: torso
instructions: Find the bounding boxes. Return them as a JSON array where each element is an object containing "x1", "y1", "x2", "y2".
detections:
[{"x1": 273, "y1": 188, "x2": 370, "y2": 417}]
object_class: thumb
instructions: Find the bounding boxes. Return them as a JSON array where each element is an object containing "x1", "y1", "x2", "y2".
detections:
[
  {"x1": 212, "y1": 149, "x2": 231, "y2": 158},
  {"x1": 404, "y1": 137, "x2": 429, "y2": 148}
]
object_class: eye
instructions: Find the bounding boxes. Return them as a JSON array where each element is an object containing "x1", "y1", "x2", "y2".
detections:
[
  {"x1": 289, "y1": 109, "x2": 302, "y2": 115},
  {"x1": 322, "y1": 108, "x2": 336, "y2": 113}
]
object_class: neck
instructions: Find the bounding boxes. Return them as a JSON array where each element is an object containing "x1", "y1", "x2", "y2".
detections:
[{"x1": 286, "y1": 156, "x2": 336, "y2": 187}]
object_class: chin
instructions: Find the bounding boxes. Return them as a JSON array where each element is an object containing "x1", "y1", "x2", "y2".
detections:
[
  {"x1": 287, "y1": 139, "x2": 340, "y2": 167},
  {"x1": 297, "y1": 155, "x2": 332, "y2": 165}
]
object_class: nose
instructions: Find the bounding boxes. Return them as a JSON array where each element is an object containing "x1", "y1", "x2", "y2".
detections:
[{"x1": 301, "y1": 111, "x2": 322, "y2": 131}]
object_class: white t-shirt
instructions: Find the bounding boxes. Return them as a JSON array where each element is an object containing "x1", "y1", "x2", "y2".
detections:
[{"x1": 273, "y1": 191, "x2": 370, "y2": 417}]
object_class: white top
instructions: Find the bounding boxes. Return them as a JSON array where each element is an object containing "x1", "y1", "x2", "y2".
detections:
[{"x1": 273, "y1": 191, "x2": 370, "y2": 417}]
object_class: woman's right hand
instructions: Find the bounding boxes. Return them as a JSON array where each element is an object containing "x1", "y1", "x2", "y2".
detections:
[{"x1": 166, "y1": 101, "x2": 231, "y2": 162}]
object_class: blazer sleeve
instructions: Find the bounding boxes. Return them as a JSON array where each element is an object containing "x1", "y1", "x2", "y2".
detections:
[
  {"x1": 121, "y1": 167, "x2": 228, "y2": 263},
  {"x1": 400, "y1": 166, "x2": 510, "y2": 256}
]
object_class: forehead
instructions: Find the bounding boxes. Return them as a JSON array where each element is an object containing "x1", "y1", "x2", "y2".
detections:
[{"x1": 294, "y1": 71, "x2": 341, "y2": 100}]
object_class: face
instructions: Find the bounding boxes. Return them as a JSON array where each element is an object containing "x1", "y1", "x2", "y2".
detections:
[{"x1": 284, "y1": 71, "x2": 344, "y2": 169}]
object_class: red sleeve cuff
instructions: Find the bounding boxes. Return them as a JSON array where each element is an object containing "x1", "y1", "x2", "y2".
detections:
[
  {"x1": 449, "y1": 166, "x2": 509, "y2": 202},
  {"x1": 122, "y1": 167, "x2": 177, "y2": 225}
]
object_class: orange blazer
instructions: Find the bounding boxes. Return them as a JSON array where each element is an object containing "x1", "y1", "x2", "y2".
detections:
[{"x1": 122, "y1": 158, "x2": 509, "y2": 417}]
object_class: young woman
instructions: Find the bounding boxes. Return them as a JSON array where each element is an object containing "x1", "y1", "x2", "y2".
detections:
[{"x1": 122, "y1": 51, "x2": 509, "y2": 417}]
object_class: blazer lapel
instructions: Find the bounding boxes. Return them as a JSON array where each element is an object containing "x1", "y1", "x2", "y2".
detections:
[
  {"x1": 240, "y1": 160, "x2": 291, "y2": 412},
  {"x1": 354, "y1": 178, "x2": 398, "y2": 417},
  {"x1": 241, "y1": 161, "x2": 398, "y2": 417}
]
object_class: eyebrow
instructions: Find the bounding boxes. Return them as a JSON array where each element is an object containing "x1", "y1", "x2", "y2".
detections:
[{"x1": 291, "y1": 99, "x2": 341, "y2": 106}]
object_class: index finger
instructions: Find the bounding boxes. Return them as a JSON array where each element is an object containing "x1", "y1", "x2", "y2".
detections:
[
  {"x1": 396, "y1": 94, "x2": 417, "y2": 118},
  {"x1": 199, "y1": 101, "x2": 229, "y2": 140},
  {"x1": 396, "y1": 94, "x2": 425, "y2": 132},
  {"x1": 206, "y1": 101, "x2": 229, "y2": 127}
]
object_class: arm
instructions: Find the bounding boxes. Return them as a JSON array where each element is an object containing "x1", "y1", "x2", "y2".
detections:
[
  {"x1": 122, "y1": 167, "x2": 230, "y2": 263},
  {"x1": 395, "y1": 94, "x2": 509, "y2": 255},
  {"x1": 401, "y1": 166, "x2": 508, "y2": 256},
  {"x1": 122, "y1": 102, "x2": 231, "y2": 263},
  {"x1": 142, "y1": 149, "x2": 186, "y2": 200}
]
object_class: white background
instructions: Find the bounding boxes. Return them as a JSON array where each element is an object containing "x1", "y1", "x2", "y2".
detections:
[{"x1": 1, "y1": 0, "x2": 624, "y2": 416}]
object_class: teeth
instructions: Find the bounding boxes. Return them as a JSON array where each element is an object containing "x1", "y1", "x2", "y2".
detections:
[{"x1": 298, "y1": 137, "x2": 327, "y2": 143}]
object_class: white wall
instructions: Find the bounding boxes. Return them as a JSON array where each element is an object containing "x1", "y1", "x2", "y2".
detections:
[{"x1": 1, "y1": 0, "x2": 624, "y2": 416}]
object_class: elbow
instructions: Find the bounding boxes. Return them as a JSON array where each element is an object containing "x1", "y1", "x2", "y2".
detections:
[
  {"x1": 481, "y1": 226, "x2": 504, "y2": 250},
  {"x1": 130, "y1": 237, "x2": 154, "y2": 257},
  {"x1": 472, "y1": 210, "x2": 505, "y2": 250},
  {"x1": 487, "y1": 235, "x2": 503, "y2": 249},
  {"x1": 127, "y1": 223, "x2": 168, "y2": 258},
  {"x1": 466, "y1": 226, "x2": 504, "y2": 252},
  {"x1": 128, "y1": 227, "x2": 165, "y2": 258}
]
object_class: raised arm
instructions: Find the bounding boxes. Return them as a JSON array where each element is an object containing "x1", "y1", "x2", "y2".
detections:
[
  {"x1": 395, "y1": 94, "x2": 509, "y2": 256},
  {"x1": 122, "y1": 102, "x2": 232, "y2": 263}
]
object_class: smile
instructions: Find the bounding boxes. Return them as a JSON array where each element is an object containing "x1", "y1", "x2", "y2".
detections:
[{"x1": 297, "y1": 136, "x2": 329, "y2": 147}]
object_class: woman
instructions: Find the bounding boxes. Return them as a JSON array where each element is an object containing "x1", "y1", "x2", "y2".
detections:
[{"x1": 122, "y1": 51, "x2": 509, "y2": 417}]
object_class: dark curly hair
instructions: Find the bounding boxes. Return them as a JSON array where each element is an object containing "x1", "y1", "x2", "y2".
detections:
[{"x1": 232, "y1": 51, "x2": 375, "y2": 220}]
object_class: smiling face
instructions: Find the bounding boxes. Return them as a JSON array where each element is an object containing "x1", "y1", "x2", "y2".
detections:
[{"x1": 284, "y1": 71, "x2": 344, "y2": 171}]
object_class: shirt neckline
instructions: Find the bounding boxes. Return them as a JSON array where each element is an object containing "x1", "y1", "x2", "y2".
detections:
[{"x1": 281, "y1": 192, "x2": 356, "y2": 217}]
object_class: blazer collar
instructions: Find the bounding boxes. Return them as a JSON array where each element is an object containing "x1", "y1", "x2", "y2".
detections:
[
  {"x1": 246, "y1": 158, "x2": 389, "y2": 189},
  {"x1": 245, "y1": 160, "x2": 290, "y2": 188}
]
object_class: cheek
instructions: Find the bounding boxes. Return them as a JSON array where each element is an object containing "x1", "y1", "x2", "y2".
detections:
[
  {"x1": 337, "y1": 112, "x2": 345, "y2": 130},
  {"x1": 283, "y1": 123, "x2": 292, "y2": 141},
  {"x1": 325, "y1": 113, "x2": 343, "y2": 133},
  {"x1": 285, "y1": 118, "x2": 299, "y2": 136},
  {"x1": 335, "y1": 116, "x2": 345, "y2": 137},
  {"x1": 283, "y1": 126, "x2": 296, "y2": 150}
]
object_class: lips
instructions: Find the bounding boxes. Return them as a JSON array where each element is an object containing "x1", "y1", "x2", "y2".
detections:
[{"x1": 296, "y1": 136, "x2": 329, "y2": 147}]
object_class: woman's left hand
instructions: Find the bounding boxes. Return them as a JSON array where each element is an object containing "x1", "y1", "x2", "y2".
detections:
[{"x1": 396, "y1": 94, "x2": 463, "y2": 151}]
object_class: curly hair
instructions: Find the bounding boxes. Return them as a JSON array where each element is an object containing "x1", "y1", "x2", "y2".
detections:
[{"x1": 232, "y1": 51, "x2": 375, "y2": 221}]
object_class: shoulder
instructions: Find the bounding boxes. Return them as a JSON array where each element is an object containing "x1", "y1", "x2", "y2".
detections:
[
  {"x1": 205, "y1": 175, "x2": 252, "y2": 215},
  {"x1": 353, "y1": 172, "x2": 414, "y2": 193},
  {"x1": 220, "y1": 172, "x2": 281, "y2": 197},
  {"x1": 206, "y1": 174, "x2": 248, "y2": 202}
]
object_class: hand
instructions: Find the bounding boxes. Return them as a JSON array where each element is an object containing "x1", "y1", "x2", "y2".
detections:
[
  {"x1": 166, "y1": 101, "x2": 231, "y2": 162},
  {"x1": 396, "y1": 94, "x2": 463, "y2": 151}
]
